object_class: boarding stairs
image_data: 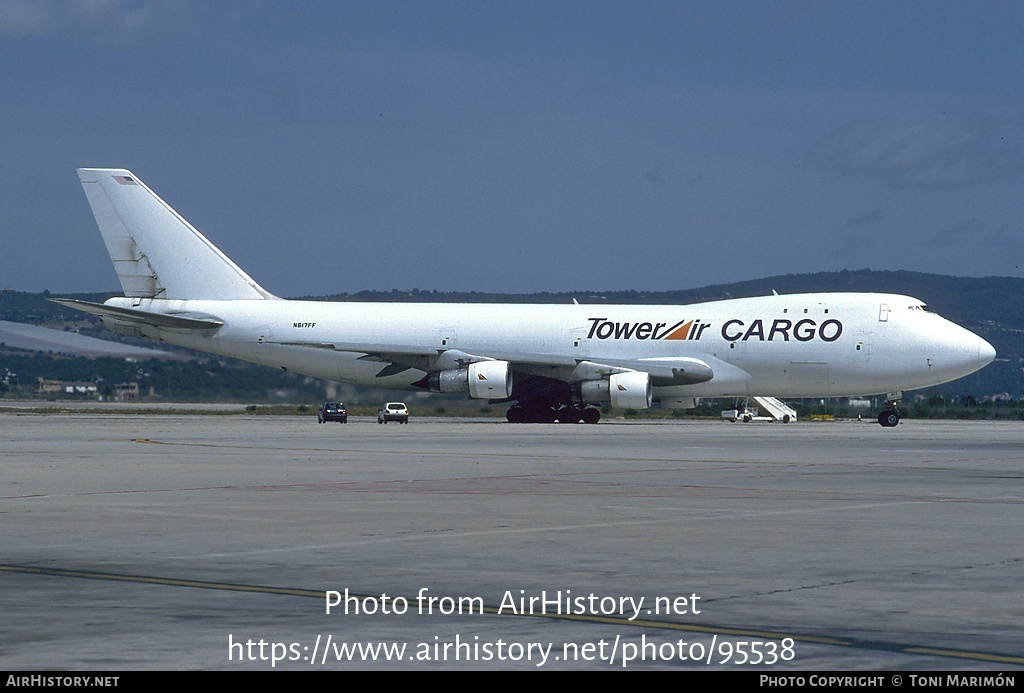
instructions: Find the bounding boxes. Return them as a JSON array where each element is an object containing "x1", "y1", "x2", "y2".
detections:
[{"x1": 751, "y1": 396, "x2": 797, "y2": 423}]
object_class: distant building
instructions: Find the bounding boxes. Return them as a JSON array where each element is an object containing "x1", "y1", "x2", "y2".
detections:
[
  {"x1": 114, "y1": 382, "x2": 139, "y2": 402},
  {"x1": 37, "y1": 378, "x2": 98, "y2": 396},
  {"x1": 982, "y1": 392, "x2": 1012, "y2": 403}
]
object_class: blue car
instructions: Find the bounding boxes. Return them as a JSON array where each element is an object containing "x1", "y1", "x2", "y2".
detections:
[{"x1": 318, "y1": 402, "x2": 348, "y2": 424}]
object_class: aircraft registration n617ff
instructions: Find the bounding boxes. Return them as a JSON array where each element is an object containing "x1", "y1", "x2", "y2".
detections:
[{"x1": 55, "y1": 168, "x2": 995, "y2": 426}]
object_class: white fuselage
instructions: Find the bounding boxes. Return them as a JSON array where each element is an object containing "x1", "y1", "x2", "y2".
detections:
[{"x1": 106, "y1": 291, "x2": 994, "y2": 401}]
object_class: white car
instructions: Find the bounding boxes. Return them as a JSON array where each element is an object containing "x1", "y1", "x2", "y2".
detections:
[{"x1": 378, "y1": 402, "x2": 409, "y2": 424}]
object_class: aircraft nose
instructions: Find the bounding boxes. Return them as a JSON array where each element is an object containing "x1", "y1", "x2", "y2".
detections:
[{"x1": 979, "y1": 336, "x2": 996, "y2": 368}]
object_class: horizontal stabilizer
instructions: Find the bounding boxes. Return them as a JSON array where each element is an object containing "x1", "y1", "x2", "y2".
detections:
[{"x1": 50, "y1": 298, "x2": 224, "y2": 331}]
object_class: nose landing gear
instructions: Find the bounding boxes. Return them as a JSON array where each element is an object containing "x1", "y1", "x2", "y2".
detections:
[
  {"x1": 877, "y1": 393, "x2": 902, "y2": 427},
  {"x1": 877, "y1": 409, "x2": 900, "y2": 427}
]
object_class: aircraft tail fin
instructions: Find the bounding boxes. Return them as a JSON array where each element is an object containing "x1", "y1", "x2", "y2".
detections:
[{"x1": 76, "y1": 168, "x2": 275, "y2": 300}]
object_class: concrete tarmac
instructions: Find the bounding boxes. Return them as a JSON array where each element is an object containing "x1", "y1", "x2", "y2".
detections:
[{"x1": 1, "y1": 411, "x2": 1022, "y2": 671}]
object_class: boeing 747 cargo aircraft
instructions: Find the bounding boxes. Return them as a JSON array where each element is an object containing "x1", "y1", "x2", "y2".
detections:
[{"x1": 54, "y1": 169, "x2": 996, "y2": 425}]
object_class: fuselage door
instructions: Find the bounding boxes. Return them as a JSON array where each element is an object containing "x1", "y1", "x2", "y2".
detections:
[
  {"x1": 571, "y1": 325, "x2": 592, "y2": 358},
  {"x1": 438, "y1": 328, "x2": 457, "y2": 349},
  {"x1": 879, "y1": 304, "x2": 890, "y2": 322}
]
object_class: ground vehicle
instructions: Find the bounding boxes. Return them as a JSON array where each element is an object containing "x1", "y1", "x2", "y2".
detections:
[
  {"x1": 378, "y1": 402, "x2": 409, "y2": 424},
  {"x1": 318, "y1": 402, "x2": 348, "y2": 424}
]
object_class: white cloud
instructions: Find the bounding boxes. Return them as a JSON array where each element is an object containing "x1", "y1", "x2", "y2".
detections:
[
  {"x1": 0, "y1": 0, "x2": 159, "y2": 36},
  {"x1": 810, "y1": 119, "x2": 1024, "y2": 190}
]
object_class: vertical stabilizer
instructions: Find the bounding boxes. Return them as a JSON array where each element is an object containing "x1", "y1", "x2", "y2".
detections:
[{"x1": 77, "y1": 168, "x2": 274, "y2": 300}]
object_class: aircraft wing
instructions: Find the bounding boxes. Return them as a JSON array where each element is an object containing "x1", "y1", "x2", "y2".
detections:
[
  {"x1": 50, "y1": 298, "x2": 225, "y2": 330},
  {"x1": 589, "y1": 357, "x2": 714, "y2": 386},
  {"x1": 273, "y1": 340, "x2": 714, "y2": 386},
  {"x1": 501, "y1": 354, "x2": 714, "y2": 386}
]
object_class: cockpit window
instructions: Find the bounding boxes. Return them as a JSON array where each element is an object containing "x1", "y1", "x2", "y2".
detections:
[{"x1": 908, "y1": 304, "x2": 933, "y2": 313}]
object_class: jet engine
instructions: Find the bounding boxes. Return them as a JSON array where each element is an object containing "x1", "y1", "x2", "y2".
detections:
[
  {"x1": 422, "y1": 360, "x2": 513, "y2": 399},
  {"x1": 577, "y1": 371, "x2": 652, "y2": 409}
]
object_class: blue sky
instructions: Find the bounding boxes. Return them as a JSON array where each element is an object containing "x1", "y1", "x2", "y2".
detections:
[{"x1": 3, "y1": 1, "x2": 1023, "y2": 296}]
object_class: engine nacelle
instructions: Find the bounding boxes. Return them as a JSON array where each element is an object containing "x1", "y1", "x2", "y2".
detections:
[
  {"x1": 578, "y1": 371, "x2": 652, "y2": 409},
  {"x1": 468, "y1": 360, "x2": 513, "y2": 399},
  {"x1": 426, "y1": 360, "x2": 513, "y2": 399}
]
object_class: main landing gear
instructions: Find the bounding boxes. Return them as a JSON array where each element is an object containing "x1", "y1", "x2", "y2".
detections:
[
  {"x1": 505, "y1": 402, "x2": 601, "y2": 424},
  {"x1": 877, "y1": 393, "x2": 902, "y2": 427}
]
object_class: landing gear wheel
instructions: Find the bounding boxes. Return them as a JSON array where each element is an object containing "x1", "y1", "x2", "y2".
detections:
[
  {"x1": 506, "y1": 404, "x2": 550, "y2": 423},
  {"x1": 878, "y1": 410, "x2": 900, "y2": 427},
  {"x1": 554, "y1": 406, "x2": 584, "y2": 423},
  {"x1": 503, "y1": 399, "x2": 593, "y2": 421}
]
